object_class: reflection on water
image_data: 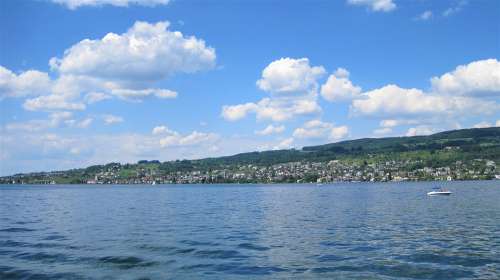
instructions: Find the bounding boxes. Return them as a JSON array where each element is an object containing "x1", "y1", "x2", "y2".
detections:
[{"x1": 1, "y1": 181, "x2": 499, "y2": 279}]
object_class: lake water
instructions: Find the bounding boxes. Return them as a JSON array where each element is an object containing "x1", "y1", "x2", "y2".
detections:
[{"x1": 1, "y1": 181, "x2": 499, "y2": 279}]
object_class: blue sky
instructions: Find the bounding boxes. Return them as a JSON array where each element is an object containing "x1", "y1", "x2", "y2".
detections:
[{"x1": 0, "y1": 0, "x2": 499, "y2": 175}]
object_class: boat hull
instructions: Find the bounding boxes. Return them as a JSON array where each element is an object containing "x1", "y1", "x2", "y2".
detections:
[{"x1": 427, "y1": 191, "x2": 452, "y2": 196}]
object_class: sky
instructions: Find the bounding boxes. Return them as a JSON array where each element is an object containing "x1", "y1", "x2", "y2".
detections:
[{"x1": 0, "y1": 0, "x2": 499, "y2": 175}]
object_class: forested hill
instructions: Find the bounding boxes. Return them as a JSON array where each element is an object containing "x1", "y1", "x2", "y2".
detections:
[
  {"x1": 2, "y1": 127, "x2": 499, "y2": 184},
  {"x1": 198, "y1": 127, "x2": 500, "y2": 166}
]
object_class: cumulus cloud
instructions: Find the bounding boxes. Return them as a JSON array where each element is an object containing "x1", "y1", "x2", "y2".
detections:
[
  {"x1": 473, "y1": 121, "x2": 492, "y2": 129},
  {"x1": 159, "y1": 131, "x2": 218, "y2": 147},
  {"x1": 221, "y1": 103, "x2": 257, "y2": 122},
  {"x1": 0, "y1": 66, "x2": 51, "y2": 98},
  {"x1": 23, "y1": 94, "x2": 86, "y2": 111},
  {"x1": 102, "y1": 114, "x2": 123, "y2": 125},
  {"x1": 347, "y1": 58, "x2": 499, "y2": 136},
  {"x1": 273, "y1": 138, "x2": 294, "y2": 150},
  {"x1": 405, "y1": 126, "x2": 435, "y2": 136},
  {"x1": 255, "y1": 124, "x2": 285, "y2": 136},
  {"x1": 256, "y1": 58, "x2": 325, "y2": 94},
  {"x1": 350, "y1": 84, "x2": 498, "y2": 118},
  {"x1": 151, "y1": 125, "x2": 219, "y2": 148},
  {"x1": 416, "y1": 10, "x2": 433, "y2": 21},
  {"x1": 222, "y1": 58, "x2": 324, "y2": 122},
  {"x1": 152, "y1": 125, "x2": 177, "y2": 135},
  {"x1": 50, "y1": 21, "x2": 215, "y2": 84},
  {"x1": 5, "y1": 111, "x2": 93, "y2": 131},
  {"x1": 75, "y1": 118, "x2": 93, "y2": 128},
  {"x1": 321, "y1": 68, "x2": 362, "y2": 102},
  {"x1": 4, "y1": 21, "x2": 215, "y2": 111},
  {"x1": 111, "y1": 88, "x2": 177, "y2": 101},
  {"x1": 443, "y1": 0, "x2": 467, "y2": 17},
  {"x1": 293, "y1": 120, "x2": 349, "y2": 141},
  {"x1": 84, "y1": 92, "x2": 111, "y2": 104},
  {"x1": 379, "y1": 119, "x2": 418, "y2": 128},
  {"x1": 373, "y1": 127, "x2": 392, "y2": 136},
  {"x1": 347, "y1": 0, "x2": 396, "y2": 12},
  {"x1": 51, "y1": 0, "x2": 170, "y2": 10},
  {"x1": 430, "y1": 59, "x2": 500, "y2": 97}
]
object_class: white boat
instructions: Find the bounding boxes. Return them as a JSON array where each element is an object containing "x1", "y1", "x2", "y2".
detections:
[{"x1": 427, "y1": 188, "x2": 452, "y2": 196}]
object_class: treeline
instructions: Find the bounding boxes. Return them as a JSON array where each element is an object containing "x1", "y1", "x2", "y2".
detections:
[{"x1": 2, "y1": 127, "x2": 499, "y2": 182}]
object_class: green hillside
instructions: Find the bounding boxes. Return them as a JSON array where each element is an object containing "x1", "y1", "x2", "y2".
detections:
[{"x1": 2, "y1": 127, "x2": 499, "y2": 184}]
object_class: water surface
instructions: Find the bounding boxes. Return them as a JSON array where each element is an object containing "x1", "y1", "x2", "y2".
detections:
[{"x1": 1, "y1": 181, "x2": 499, "y2": 279}]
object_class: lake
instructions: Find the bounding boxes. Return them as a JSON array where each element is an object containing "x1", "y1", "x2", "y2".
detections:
[{"x1": 1, "y1": 181, "x2": 499, "y2": 279}]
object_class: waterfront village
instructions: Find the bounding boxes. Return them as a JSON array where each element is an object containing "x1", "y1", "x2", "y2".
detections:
[{"x1": 3, "y1": 157, "x2": 498, "y2": 185}]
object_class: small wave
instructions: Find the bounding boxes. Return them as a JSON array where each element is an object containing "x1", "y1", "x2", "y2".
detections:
[
  {"x1": 319, "y1": 241, "x2": 351, "y2": 247},
  {"x1": 0, "y1": 227, "x2": 36, "y2": 233},
  {"x1": 350, "y1": 245, "x2": 379, "y2": 252},
  {"x1": 136, "y1": 244, "x2": 178, "y2": 252},
  {"x1": 237, "y1": 243, "x2": 270, "y2": 251},
  {"x1": 194, "y1": 249, "x2": 248, "y2": 259},
  {"x1": 13, "y1": 252, "x2": 71, "y2": 263},
  {"x1": 43, "y1": 234, "x2": 67, "y2": 241},
  {"x1": 0, "y1": 240, "x2": 77, "y2": 250},
  {"x1": 180, "y1": 240, "x2": 219, "y2": 246},
  {"x1": 214, "y1": 264, "x2": 287, "y2": 275},
  {"x1": 98, "y1": 256, "x2": 158, "y2": 269},
  {"x1": 401, "y1": 253, "x2": 499, "y2": 267},
  {"x1": 180, "y1": 263, "x2": 286, "y2": 275},
  {"x1": 317, "y1": 254, "x2": 354, "y2": 262},
  {"x1": 0, "y1": 265, "x2": 85, "y2": 280},
  {"x1": 171, "y1": 248, "x2": 196, "y2": 255},
  {"x1": 328, "y1": 264, "x2": 475, "y2": 279}
]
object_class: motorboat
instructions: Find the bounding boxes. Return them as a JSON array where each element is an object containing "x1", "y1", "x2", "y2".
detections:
[{"x1": 427, "y1": 187, "x2": 452, "y2": 196}]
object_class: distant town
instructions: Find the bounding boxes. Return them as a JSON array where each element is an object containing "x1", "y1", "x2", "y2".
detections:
[
  {"x1": 2, "y1": 127, "x2": 499, "y2": 185},
  {"x1": 1, "y1": 156, "x2": 498, "y2": 185}
]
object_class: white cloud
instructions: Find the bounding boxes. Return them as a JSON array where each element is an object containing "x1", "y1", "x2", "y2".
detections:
[
  {"x1": 255, "y1": 124, "x2": 285, "y2": 136},
  {"x1": 222, "y1": 58, "x2": 324, "y2": 122},
  {"x1": 159, "y1": 131, "x2": 218, "y2": 148},
  {"x1": 256, "y1": 57, "x2": 325, "y2": 94},
  {"x1": 350, "y1": 84, "x2": 498, "y2": 118},
  {"x1": 151, "y1": 125, "x2": 219, "y2": 148},
  {"x1": 111, "y1": 88, "x2": 177, "y2": 101},
  {"x1": 416, "y1": 10, "x2": 433, "y2": 21},
  {"x1": 152, "y1": 125, "x2": 177, "y2": 135},
  {"x1": 4, "y1": 111, "x2": 94, "y2": 131},
  {"x1": 380, "y1": 119, "x2": 399, "y2": 128},
  {"x1": 293, "y1": 120, "x2": 349, "y2": 141},
  {"x1": 102, "y1": 114, "x2": 123, "y2": 125},
  {"x1": 330, "y1": 125, "x2": 349, "y2": 140},
  {"x1": 221, "y1": 103, "x2": 258, "y2": 121},
  {"x1": 321, "y1": 67, "x2": 362, "y2": 102},
  {"x1": 84, "y1": 92, "x2": 111, "y2": 104},
  {"x1": 76, "y1": 118, "x2": 93, "y2": 128},
  {"x1": 49, "y1": 111, "x2": 74, "y2": 122},
  {"x1": 273, "y1": 138, "x2": 294, "y2": 150},
  {"x1": 430, "y1": 59, "x2": 500, "y2": 97},
  {"x1": 23, "y1": 94, "x2": 86, "y2": 111},
  {"x1": 405, "y1": 126, "x2": 435, "y2": 136},
  {"x1": 50, "y1": 21, "x2": 215, "y2": 84},
  {"x1": 0, "y1": 66, "x2": 51, "y2": 98},
  {"x1": 222, "y1": 96, "x2": 322, "y2": 122},
  {"x1": 347, "y1": 0, "x2": 396, "y2": 12},
  {"x1": 497, "y1": 120, "x2": 500, "y2": 127},
  {"x1": 379, "y1": 119, "x2": 419, "y2": 128},
  {"x1": 473, "y1": 121, "x2": 492, "y2": 129},
  {"x1": 443, "y1": 0, "x2": 467, "y2": 17},
  {"x1": 373, "y1": 127, "x2": 392, "y2": 136},
  {"x1": 5, "y1": 21, "x2": 215, "y2": 111},
  {"x1": 5, "y1": 120, "x2": 55, "y2": 132},
  {"x1": 51, "y1": 0, "x2": 169, "y2": 10}
]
